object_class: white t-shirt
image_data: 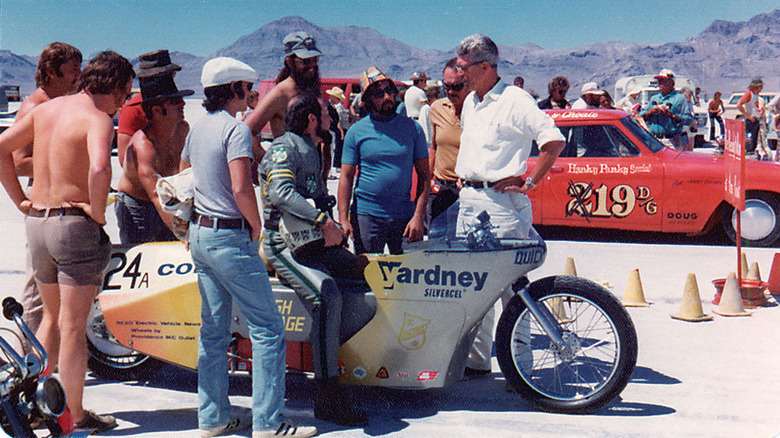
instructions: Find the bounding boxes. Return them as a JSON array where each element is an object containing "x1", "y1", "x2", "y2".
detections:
[{"x1": 404, "y1": 86, "x2": 427, "y2": 118}]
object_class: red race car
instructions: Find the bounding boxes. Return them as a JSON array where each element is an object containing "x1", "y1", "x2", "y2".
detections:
[{"x1": 526, "y1": 109, "x2": 780, "y2": 247}]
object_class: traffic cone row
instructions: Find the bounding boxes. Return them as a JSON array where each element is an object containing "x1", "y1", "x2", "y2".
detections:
[{"x1": 559, "y1": 256, "x2": 775, "y2": 322}]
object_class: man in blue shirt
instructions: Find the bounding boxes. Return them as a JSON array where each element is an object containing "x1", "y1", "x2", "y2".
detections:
[
  {"x1": 640, "y1": 69, "x2": 693, "y2": 150},
  {"x1": 338, "y1": 67, "x2": 430, "y2": 254}
]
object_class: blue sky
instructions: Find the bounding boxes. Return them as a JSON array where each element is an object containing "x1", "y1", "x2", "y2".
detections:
[{"x1": 1, "y1": 0, "x2": 778, "y2": 58}]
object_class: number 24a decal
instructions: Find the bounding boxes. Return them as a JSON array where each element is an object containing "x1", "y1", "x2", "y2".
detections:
[
  {"x1": 102, "y1": 253, "x2": 147, "y2": 290},
  {"x1": 566, "y1": 182, "x2": 657, "y2": 219}
]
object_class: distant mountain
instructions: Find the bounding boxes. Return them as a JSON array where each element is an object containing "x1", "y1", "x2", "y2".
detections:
[{"x1": 3, "y1": 11, "x2": 780, "y2": 98}]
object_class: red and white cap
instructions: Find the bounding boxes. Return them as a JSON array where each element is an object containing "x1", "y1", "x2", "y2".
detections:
[{"x1": 654, "y1": 69, "x2": 675, "y2": 80}]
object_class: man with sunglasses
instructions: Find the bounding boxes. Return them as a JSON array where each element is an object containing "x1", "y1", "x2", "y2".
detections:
[
  {"x1": 114, "y1": 50, "x2": 194, "y2": 244},
  {"x1": 538, "y1": 76, "x2": 571, "y2": 109},
  {"x1": 427, "y1": 58, "x2": 470, "y2": 225},
  {"x1": 454, "y1": 34, "x2": 565, "y2": 377},
  {"x1": 246, "y1": 31, "x2": 322, "y2": 144},
  {"x1": 338, "y1": 67, "x2": 430, "y2": 254}
]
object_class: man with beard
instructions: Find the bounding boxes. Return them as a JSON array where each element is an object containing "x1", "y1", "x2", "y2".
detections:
[
  {"x1": 338, "y1": 67, "x2": 429, "y2": 254},
  {"x1": 12, "y1": 42, "x2": 82, "y2": 352},
  {"x1": 261, "y1": 92, "x2": 368, "y2": 427},
  {"x1": 115, "y1": 51, "x2": 194, "y2": 244},
  {"x1": 245, "y1": 31, "x2": 322, "y2": 143}
]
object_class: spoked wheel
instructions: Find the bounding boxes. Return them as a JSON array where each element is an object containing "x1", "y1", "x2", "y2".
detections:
[
  {"x1": 496, "y1": 276, "x2": 638, "y2": 414},
  {"x1": 86, "y1": 298, "x2": 163, "y2": 381}
]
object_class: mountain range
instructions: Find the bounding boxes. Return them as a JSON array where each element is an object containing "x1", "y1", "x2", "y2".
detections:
[{"x1": 2, "y1": 11, "x2": 780, "y2": 99}]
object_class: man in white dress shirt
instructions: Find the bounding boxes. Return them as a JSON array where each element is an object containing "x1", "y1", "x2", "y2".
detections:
[{"x1": 454, "y1": 34, "x2": 565, "y2": 376}]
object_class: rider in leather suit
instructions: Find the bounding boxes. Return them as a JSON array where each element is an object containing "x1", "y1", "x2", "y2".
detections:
[{"x1": 259, "y1": 92, "x2": 367, "y2": 427}]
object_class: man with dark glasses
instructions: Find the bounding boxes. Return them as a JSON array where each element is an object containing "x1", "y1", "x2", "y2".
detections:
[
  {"x1": 427, "y1": 58, "x2": 471, "y2": 225},
  {"x1": 454, "y1": 34, "x2": 564, "y2": 378},
  {"x1": 538, "y1": 76, "x2": 571, "y2": 109},
  {"x1": 115, "y1": 50, "x2": 194, "y2": 244},
  {"x1": 338, "y1": 67, "x2": 430, "y2": 255}
]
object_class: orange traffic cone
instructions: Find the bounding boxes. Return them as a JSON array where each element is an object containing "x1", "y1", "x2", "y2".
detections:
[
  {"x1": 746, "y1": 261, "x2": 761, "y2": 281},
  {"x1": 767, "y1": 253, "x2": 780, "y2": 294},
  {"x1": 671, "y1": 273, "x2": 713, "y2": 322},
  {"x1": 713, "y1": 272, "x2": 751, "y2": 317},
  {"x1": 564, "y1": 257, "x2": 577, "y2": 276},
  {"x1": 622, "y1": 269, "x2": 650, "y2": 307},
  {"x1": 740, "y1": 252, "x2": 749, "y2": 277}
]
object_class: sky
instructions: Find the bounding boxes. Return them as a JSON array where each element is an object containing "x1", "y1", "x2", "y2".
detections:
[{"x1": 1, "y1": 0, "x2": 779, "y2": 58}]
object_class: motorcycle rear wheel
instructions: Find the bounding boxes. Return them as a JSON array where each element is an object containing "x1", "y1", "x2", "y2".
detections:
[
  {"x1": 496, "y1": 275, "x2": 638, "y2": 414},
  {"x1": 87, "y1": 299, "x2": 164, "y2": 381}
]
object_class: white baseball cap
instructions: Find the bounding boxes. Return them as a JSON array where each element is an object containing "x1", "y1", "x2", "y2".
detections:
[
  {"x1": 201, "y1": 57, "x2": 258, "y2": 88},
  {"x1": 581, "y1": 82, "x2": 604, "y2": 95}
]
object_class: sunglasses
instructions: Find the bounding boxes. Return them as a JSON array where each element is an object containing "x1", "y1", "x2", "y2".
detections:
[
  {"x1": 443, "y1": 82, "x2": 466, "y2": 92},
  {"x1": 294, "y1": 56, "x2": 318, "y2": 67},
  {"x1": 455, "y1": 60, "x2": 483, "y2": 72},
  {"x1": 369, "y1": 84, "x2": 397, "y2": 98}
]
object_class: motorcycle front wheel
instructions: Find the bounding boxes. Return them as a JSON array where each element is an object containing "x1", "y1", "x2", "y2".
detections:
[
  {"x1": 496, "y1": 275, "x2": 638, "y2": 414},
  {"x1": 86, "y1": 299, "x2": 163, "y2": 381}
]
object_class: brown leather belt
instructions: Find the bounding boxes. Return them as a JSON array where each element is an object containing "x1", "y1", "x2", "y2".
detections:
[
  {"x1": 192, "y1": 211, "x2": 247, "y2": 229},
  {"x1": 27, "y1": 206, "x2": 89, "y2": 218}
]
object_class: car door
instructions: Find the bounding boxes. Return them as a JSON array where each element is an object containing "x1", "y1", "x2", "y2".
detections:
[{"x1": 537, "y1": 121, "x2": 664, "y2": 230}]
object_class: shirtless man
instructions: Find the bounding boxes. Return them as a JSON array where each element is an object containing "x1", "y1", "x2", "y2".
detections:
[
  {"x1": 115, "y1": 56, "x2": 193, "y2": 244},
  {"x1": 245, "y1": 31, "x2": 322, "y2": 146},
  {"x1": 11, "y1": 42, "x2": 82, "y2": 350},
  {"x1": 0, "y1": 51, "x2": 134, "y2": 432}
]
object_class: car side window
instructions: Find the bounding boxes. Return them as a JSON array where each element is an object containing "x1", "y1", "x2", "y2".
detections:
[
  {"x1": 604, "y1": 125, "x2": 641, "y2": 157},
  {"x1": 569, "y1": 125, "x2": 619, "y2": 158}
]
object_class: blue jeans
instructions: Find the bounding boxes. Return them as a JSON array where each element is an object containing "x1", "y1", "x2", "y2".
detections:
[
  {"x1": 190, "y1": 222, "x2": 286, "y2": 432},
  {"x1": 352, "y1": 213, "x2": 408, "y2": 255}
]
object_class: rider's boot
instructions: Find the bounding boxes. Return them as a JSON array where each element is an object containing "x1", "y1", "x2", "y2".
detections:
[{"x1": 314, "y1": 378, "x2": 368, "y2": 427}]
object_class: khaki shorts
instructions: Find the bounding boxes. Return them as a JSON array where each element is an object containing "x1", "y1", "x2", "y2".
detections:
[{"x1": 26, "y1": 213, "x2": 111, "y2": 287}]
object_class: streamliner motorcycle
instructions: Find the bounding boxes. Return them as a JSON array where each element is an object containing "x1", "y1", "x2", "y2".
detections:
[{"x1": 87, "y1": 207, "x2": 638, "y2": 414}]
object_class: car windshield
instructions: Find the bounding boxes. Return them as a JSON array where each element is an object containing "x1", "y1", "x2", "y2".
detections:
[{"x1": 620, "y1": 117, "x2": 665, "y2": 152}]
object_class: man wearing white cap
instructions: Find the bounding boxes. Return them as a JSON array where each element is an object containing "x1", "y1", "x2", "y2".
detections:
[
  {"x1": 404, "y1": 72, "x2": 429, "y2": 119},
  {"x1": 640, "y1": 69, "x2": 693, "y2": 150},
  {"x1": 182, "y1": 57, "x2": 316, "y2": 438},
  {"x1": 617, "y1": 84, "x2": 642, "y2": 115},
  {"x1": 246, "y1": 31, "x2": 323, "y2": 141},
  {"x1": 571, "y1": 82, "x2": 605, "y2": 109}
]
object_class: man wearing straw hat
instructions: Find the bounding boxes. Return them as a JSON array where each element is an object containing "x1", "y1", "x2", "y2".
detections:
[{"x1": 325, "y1": 86, "x2": 347, "y2": 169}]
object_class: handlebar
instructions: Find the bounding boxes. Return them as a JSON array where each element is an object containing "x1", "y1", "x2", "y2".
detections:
[
  {"x1": 0, "y1": 297, "x2": 48, "y2": 377},
  {"x1": 2, "y1": 296, "x2": 23, "y2": 321}
]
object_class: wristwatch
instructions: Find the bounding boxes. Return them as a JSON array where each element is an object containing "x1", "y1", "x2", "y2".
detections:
[{"x1": 524, "y1": 177, "x2": 536, "y2": 189}]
